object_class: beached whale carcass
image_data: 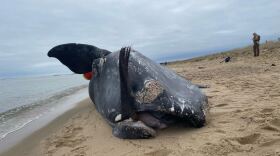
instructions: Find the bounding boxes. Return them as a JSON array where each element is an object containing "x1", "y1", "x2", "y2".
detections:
[{"x1": 48, "y1": 43, "x2": 208, "y2": 139}]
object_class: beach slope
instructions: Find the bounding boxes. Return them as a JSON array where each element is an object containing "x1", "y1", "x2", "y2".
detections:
[{"x1": 2, "y1": 41, "x2": 280, "y2": 156}]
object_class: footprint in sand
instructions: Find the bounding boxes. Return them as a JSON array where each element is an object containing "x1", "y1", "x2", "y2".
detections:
[
  {"x1": 144, "y1": 149, "x2": 173, "y2": 156},
  {"x1": 233, "y1": 133, "x2": 261, "y2": 145},
  {"x1": 261, "y1": 118, "x2": 280, "y2": 132},
  {"x1": 260, "y1": 138, "x2": 280, "y2": 147},
  {"x1": 234, "y1": 109, "x2": 243, "y2": 113},
  {"x1": 260, "y1": 108, "x2": 274, "y2": 113},
  {"x1": 218, "y1": 121, "x2": 230, "y2": 124},
  {"x1": 45, "y1": 125, "x2": 88, "y2": 155},
  {"x1": 271, "y1": 118, "x2": 280, "y2": 127},
  {"x1": 211, "y1": 90, "x2": 220, "y2": 93},
  {"x1": 261, "y1": 123, "x2": 279, "y2": 132},
  {"x1": 215, "y1": 129, "x2": 226, "y2": 134},
  {"x1": 70, "y1": 145, "x2": 88, "y2": 155},
  {"x1": 215, "y1": 103, "x2": 228, "y2": 107},
  {"x1": 207, "y1": 95, "x2": 214, "y2": 99}
]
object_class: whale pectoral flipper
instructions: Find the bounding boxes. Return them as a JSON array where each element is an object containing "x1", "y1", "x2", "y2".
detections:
[{"x1": 112, "y1": 120, "x2": 156, "y2": 139}]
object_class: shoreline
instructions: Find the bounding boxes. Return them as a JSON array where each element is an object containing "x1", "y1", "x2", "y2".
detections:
[{"x1": 0, "y1": 90, "x2": 90, "y2": 156}]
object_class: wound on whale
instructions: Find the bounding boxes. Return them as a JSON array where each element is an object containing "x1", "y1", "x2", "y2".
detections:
[{"x1": 48, "y1": 43, "x2": 209, "y2": 139}]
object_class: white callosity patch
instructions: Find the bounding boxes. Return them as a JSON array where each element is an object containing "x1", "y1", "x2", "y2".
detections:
[
  {"x1": 178, "y1": 97, "x2": 192, "y2": 112},
  {"x1": 177, "y1": 97, "x2": 187, "y2": 112},
  {"x1": 108, "y1": 108, "x2": 116, "y2": 114},
  {"x1": 135, "y1": 79, "x2": 164, "y2": 104},
  {"x1": 201, "y1": 98, "x2": 209, "y2": 117},
  {"x1": 98, "y1": 57, "x2": 106, "y2": 71},
  {"x1": 115, "y1": 114, "x2": 122, "y2": 122},
  {"x1": 169, "y1": 95, "x2": 175, "y2": 112},
  {"x1": 170, "y1": 106, "x2": 175, "y2": 112},
  {"x1": 92, "y1": 57, "x2": 107, "y2": 77},
  {"x1": 170, "y1": 96, "x2": 192, "y2": 115}
]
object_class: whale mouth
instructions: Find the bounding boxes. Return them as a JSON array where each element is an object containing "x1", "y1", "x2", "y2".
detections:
[{"x1": 135, "y1": 111, "x2": 179, "y2": 129}]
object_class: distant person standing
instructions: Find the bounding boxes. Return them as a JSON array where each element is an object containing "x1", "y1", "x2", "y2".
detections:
[{"x1": 252, "y1": 33, "x2": 261, "y2": 57}]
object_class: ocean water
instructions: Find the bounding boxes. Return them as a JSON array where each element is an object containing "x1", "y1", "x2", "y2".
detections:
[{"x1": 0, "y1": 74, "x2": 89, "y2": 140}]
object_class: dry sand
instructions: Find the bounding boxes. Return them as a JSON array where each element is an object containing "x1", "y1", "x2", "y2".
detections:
[{"x1": 2, "y1": 41, "x2": 280, "y2": 156}]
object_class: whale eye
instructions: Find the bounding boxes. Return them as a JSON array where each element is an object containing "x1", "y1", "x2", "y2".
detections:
[{"x1": 83, "y1": 72, "x2": 93, "y2": 80}]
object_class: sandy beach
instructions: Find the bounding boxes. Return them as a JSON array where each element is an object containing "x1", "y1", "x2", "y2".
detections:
[{"x1": 1, "y1": 41, "x2": 280, "y2": 156}]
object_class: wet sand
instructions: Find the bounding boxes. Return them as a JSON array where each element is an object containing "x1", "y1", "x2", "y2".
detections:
[{"x1": 2, "y1": 41, "x2": 280, "y2": 156}]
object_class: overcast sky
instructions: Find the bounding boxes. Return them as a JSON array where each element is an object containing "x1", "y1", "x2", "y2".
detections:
[{"x1": 0, "y1": 0, "x2": 279, "y2": 78}]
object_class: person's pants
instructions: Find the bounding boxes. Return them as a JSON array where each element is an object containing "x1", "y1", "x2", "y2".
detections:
[{"x1": 253, "y1": 44, "x2": 260, "y2": 57}]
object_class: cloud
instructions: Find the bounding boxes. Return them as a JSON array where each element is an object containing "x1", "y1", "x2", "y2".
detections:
[{"x1": 0, "y1": 0, "x2": 280, "y2": 77}]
